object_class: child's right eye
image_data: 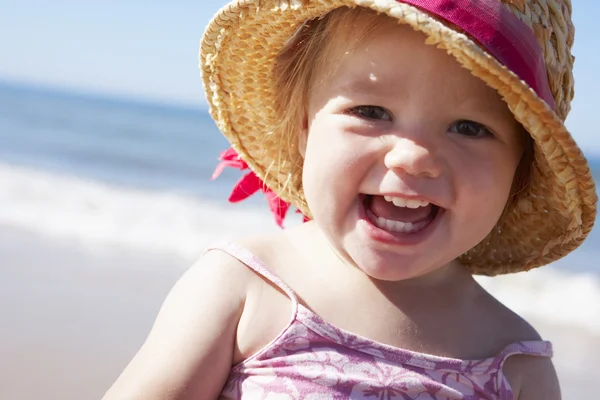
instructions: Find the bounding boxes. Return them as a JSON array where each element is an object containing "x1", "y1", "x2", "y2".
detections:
[{"x1": 346, "y1": 105, "x2": 392, "y2": 121}]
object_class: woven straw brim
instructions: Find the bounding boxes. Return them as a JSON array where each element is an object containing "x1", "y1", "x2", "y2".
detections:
[{"x1": 200, "y1": 0, "x2": 597, "y2": 275}]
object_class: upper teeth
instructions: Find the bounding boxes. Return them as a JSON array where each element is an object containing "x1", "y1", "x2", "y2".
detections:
[{"x1": 384, "y1": 196, "x2": 430, "y2": 209}]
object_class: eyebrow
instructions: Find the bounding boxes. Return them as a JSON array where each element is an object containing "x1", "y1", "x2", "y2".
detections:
[{"x1": 335, "y1": 73, "x2": 401, "y2": 99}]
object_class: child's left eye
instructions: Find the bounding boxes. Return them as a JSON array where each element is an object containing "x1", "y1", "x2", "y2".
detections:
[
  {"x1": 449, "y1": 120, "x2": 494, "y2": 138},
  {"x1": 347, "y1": 105, "x2": 392, "y2": 121}
]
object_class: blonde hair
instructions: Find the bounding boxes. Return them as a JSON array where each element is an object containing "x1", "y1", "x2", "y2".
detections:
[{"x1": 273, "y1": 6, "x2": 533, "y2": 213}]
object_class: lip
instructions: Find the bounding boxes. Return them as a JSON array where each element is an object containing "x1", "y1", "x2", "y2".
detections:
[{"x1": 357, "y1": 194, "x2": 445, "y2": 246}]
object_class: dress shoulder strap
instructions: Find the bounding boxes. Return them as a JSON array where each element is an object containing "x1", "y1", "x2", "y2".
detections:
[
  {"x1": 496, "y1": 340, "x2": 553, "y2": 365},
  {"x1": 494, "y1": 341, "x2": 553, "y2": 399},
  {"x1": 203, "y1": 241, "x2": 299, "y2": 307}
]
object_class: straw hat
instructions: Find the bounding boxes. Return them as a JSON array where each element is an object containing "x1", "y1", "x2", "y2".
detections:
[{"x1": 200, "y1": 0, "x2": 597, "y2": 275}]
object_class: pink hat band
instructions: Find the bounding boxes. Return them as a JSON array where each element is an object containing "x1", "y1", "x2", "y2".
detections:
[{"x1": 401, "y1": 0, "x2": 555, "y2": 111}]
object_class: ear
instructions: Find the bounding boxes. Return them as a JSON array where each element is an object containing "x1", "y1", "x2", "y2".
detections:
[{"x1": 297, "y1": 111, "x2": 309, "y2": 158}]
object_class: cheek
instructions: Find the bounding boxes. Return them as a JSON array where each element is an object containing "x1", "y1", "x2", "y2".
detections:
[
  {"x1": 455, "y1": 150, "x2": 519, "y2": 217},
  {"x1": 304, "y1": 119, "x2": 365, "y2": 177},
  {"x1": 302, "y1": 136, "x2": 360, "y2": 197},
  {"x1": 301, "y1": 121, "x2": 372, "y2": 211},
  {"x1": 301, "y1": 130, "x2": 338, "y2": 208}
]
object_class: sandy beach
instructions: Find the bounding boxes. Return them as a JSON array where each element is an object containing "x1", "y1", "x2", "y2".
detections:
[
  {"x1": 0, "y1": 225, "x2": 598, "y2": 399},
  {"x1": 0, "y1": 225, "x2": 188, "y2": 400}
]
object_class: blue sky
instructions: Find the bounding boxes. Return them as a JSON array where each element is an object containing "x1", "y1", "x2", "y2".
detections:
[{"x1": 1, "y1": 0, "x2": 598, "y2": 153}]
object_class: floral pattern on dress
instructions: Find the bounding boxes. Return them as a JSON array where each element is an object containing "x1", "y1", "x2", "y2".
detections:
[
  {"x1": 221, "y1": 307, "x2": 553, "y2": 400},
  {"x1": 211, "y1": 243, "x2": 553, "y2": 400}
]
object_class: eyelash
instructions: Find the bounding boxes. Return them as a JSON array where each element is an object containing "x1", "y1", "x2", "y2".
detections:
[
  {"x1": 448, "y1": 120, "x2": 494, "y2": 138},
  {"x1": 346, "y1": 106, "x2": 494, "y2": 139},
  {"x1": 346, "y1": 105, "x2": 392, "y2": 121},
  {"x1": 347, "y1": 105, "x2": 494, "y2": 138}
]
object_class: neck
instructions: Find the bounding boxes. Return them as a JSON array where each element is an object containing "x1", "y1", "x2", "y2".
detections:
[{"x1": 371, "y1": 261, "x2": 477, "y2": 307}]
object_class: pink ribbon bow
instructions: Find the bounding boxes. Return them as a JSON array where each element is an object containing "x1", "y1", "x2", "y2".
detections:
[{"x1": 212, "y1": 147, "x2": 309, "y2": 227}]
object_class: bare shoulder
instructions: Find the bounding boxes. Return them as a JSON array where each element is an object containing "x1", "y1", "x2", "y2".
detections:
[
  {"x1": 235, "y1": 228, "x2": 310, "y2": 284},
  {"x1": 471, "y1": 283, "x2": 542, "y2": 344},
  {"x1": 472, "y1": 286, "x2": 559, "y2": 399},
  {"x1": 102, "y1": 246, "x2": 257, "y2": 400},
  {"x1": 504, "y1": 353, "x2": 561, "y2": 400}
]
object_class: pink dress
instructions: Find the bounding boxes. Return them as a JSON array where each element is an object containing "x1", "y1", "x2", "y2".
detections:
[{"x1": 211, "y1": 243, "x2": 552, "y2": 400}]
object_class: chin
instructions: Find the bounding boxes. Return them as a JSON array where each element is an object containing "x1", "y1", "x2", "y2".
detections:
[{"x1": 347, "y1": 245, "x2": 440, "y2": 282}]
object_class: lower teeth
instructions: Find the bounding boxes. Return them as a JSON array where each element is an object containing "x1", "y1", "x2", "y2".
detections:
[{"x1": 366, "y1": 210, "x2": 431, "y2": 233}]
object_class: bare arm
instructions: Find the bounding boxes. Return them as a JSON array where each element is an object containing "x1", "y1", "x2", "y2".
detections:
[
  {"x1": 102, "y1": 250, "x2": 248, "y2": 400},
  {"x1": 504, "y1": 355, "x2": 561, "y2": 400},
  {"x1": 518, "y1": 357, "x2": 561, "y2": 400}
]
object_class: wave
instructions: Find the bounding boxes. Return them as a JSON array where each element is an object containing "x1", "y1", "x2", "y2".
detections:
[
  {"x1": 0, "y1": 163, "x2": 282, "y2": 259},
  {"x1": 476, "y1": 269, "x2": 600, "y2": 335},
  {"x1": 1, "y1": 163, "x2": 598, "y2": 335}
]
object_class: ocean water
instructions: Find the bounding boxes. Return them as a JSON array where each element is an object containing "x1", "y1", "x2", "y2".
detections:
[{"x1": 1, "y1": 81, "x2": 599, "y2": 335}]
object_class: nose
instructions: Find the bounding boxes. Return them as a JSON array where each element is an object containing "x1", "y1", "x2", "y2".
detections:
[{"x1": 383, "y1": 138, "x2": 443, "y2": 179}]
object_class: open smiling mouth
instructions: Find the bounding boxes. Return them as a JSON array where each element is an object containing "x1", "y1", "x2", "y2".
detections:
[{"x1": 361, "y1": 194, "x2": 442, "y2": 235}]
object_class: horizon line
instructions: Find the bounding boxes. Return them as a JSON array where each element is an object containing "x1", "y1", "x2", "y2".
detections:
[
  {"x1": 0, "y1": 77, "x2": 208, "y2": 113},
  {"x1": 2, "y1": 76, "x2": 599, "y2": 161}
]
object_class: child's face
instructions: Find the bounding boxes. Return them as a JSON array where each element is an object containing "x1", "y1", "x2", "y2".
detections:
[{"x1": 299, "y1": 15, "x2": 525, "y2": 281}]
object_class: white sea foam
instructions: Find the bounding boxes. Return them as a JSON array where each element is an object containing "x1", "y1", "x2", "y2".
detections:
[
  {"x1": 476, "y1": 269, "x2": 600, "y2": 335},
  {"x1": 0, "y1": 163, "x2": 279, "y2": 259},
  {"x1": 0, "y1": 163, "x2": 598, "y2": 334}
]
